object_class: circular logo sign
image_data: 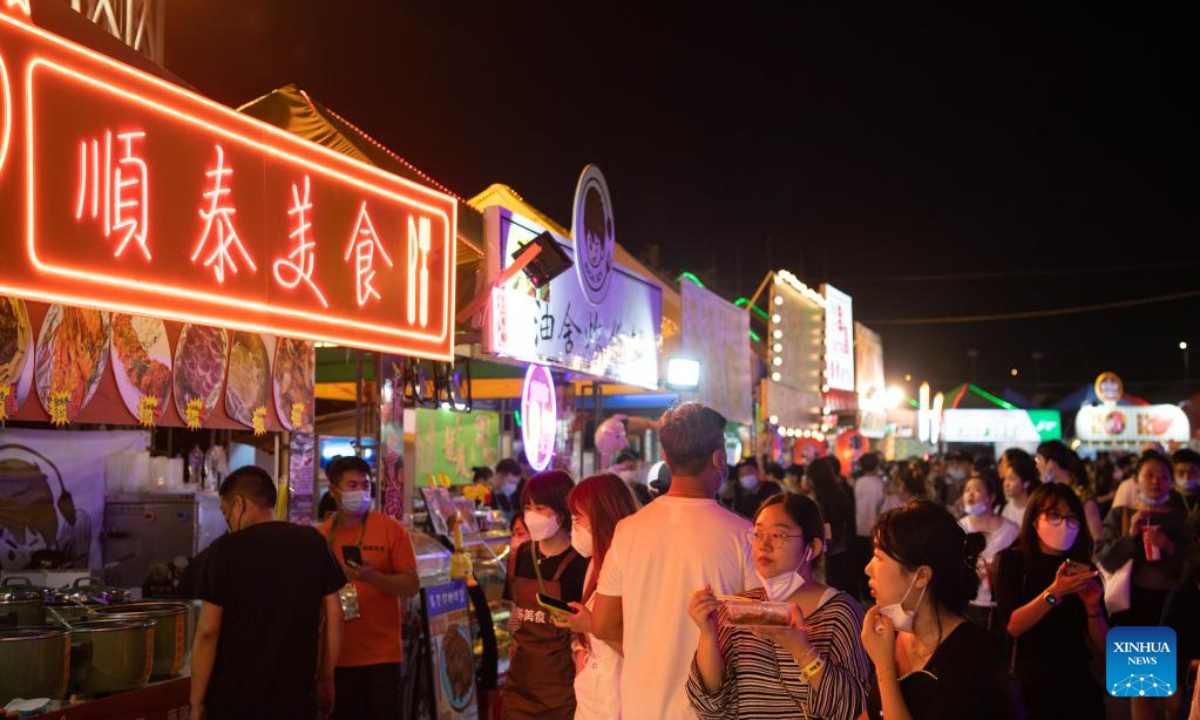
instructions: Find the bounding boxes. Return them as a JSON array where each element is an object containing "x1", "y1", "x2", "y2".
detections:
[
  {"x1": 1094, "y1": 372, "x2": 1124, "y2": 404},
  {"x1": 570, "y1": 165, "x2": 615, "y2": 306},
  {"x1": 521, "y1": 364, "x2": 557, "y2": 472}
]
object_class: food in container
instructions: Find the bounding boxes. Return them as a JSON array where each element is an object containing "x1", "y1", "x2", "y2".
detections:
[
  {"x1": 34, "y1": 305, "x2": 111, "y2": 423},
  {"x1": 110, "y1": 314, "x2": 171, "y2": 425},
  {"x1": 172, "y1": 324, "x2": 228, "y2": 424},
  {"x1": 722, "y1": 599, "x2": 792, "y2": 628}
]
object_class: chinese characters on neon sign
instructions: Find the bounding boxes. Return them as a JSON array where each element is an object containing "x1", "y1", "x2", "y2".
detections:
[{"x1": 0, "y1": 14, "x2": 457, "y2": 359}]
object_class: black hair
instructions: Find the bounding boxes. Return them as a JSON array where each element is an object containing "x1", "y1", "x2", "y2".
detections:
[
  {"x1": 785, "y1": 464, "x2": 804, "y2": 478},
  {"x1": 1136, "y1": 451, "x2": 1172, "y2": 478},
  {"x1": 613, "y1": 449, "x2": 641, "y2": 466},
  {"x1": 1171, "y1": 449, "x2": 1200, "y2": 468},
  {"x1": 965, "y1": 470, "x2": 1002, "y2": 510},
  {"x1": 737, "y1": 458, "x2": 761, "y2": 472},
  {"x1": 1001, "y1": 447, "x2": 1033, "y2": 468},
  {"x1": 894, "y1": 462, "x2": 927, "y2": 500},
  {"x1": 764, "y1": 462, "x2": 786, "y2": 481},
  {"x1": 317, "y1": 491, "x2": 337, "y2": 521},
  {"x1": 945, "y1": 452, "x2": 970, "y2": 465},
  {"x1": 520, "y1": 470, "x2": 576, "y2": 533},
  {"x1": 510, "y1": 512, "x2": 527, "y2": 532},
  {"x1": 327, "y1": 455, "x2": 371, "y2": 486},
  {"x1": 472, "y1": 466, "x2": 494, "y2": 483},
  {"x1": 1037, "y1": 440, "x2": 1076, "y2": 472},
  {"x1": 859, "y1": 452, "x2": 881, "y2": 474},
  {"x1": 873, "y1": 500, "x2": 985, "y2": 616},
  {"x1": 1017, "y1": 483, "x2": 1093, "y2": 564},
  {"x1": 496, "y1": 458, "x2": 522, "y2": 477},
  {"x1": 1005, "y1": 451, "x2": 1041, "y2": 494},
  {"x1": 219, "y1": 465, "x2": 277, "y2": 509},
  {"x1": 756, "y1": 493, "x2": 826, "y2": 565}
]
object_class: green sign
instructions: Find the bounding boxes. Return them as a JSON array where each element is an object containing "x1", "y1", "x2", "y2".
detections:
[
  {"x1": 1028, "y1": 410, "x2": 1062, "y2": 442},
  {"x1": 415, "y1": 408, "x2": 501, "y2": 486}
]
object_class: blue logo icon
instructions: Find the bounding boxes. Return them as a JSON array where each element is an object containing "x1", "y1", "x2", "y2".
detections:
[{"x1": 1107, "y1": 626, "x2": 1176, "y2": 697}]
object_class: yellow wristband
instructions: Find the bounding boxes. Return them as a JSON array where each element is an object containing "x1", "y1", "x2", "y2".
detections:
[{"x1": 800, "y1": 655, "x2": 825, "y2": 682}]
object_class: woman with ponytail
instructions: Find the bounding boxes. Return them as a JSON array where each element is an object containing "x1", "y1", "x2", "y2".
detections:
[
  {"x1": 994, "y1": 482, "x2": 1108, "y2": 719},
  {"x1": 861, "y1": 500, "x2": 1013, "y2": 719}
]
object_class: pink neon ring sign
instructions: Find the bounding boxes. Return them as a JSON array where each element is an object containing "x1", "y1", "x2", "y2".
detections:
[{"x1": 521, "y1": 364, "x2": 556, "y2": 472}]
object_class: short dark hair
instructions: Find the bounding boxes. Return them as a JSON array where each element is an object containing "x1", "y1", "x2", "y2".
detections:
[
  {"x1": 1005, "y1": 451, "x2": 1041, "y2": 493},
  {"x1": 764, "y1": 462, "x2": 786, "y2": 481},
  {"x1": 613, "y1": 449, "x2": 641, "y2": 466},
  {"x1": 521, "y1": 470, "x2": 576, "y2": 533},
  {"x1": 1172, "y1": 449, "x2": 1200, "y2": 467},
  {"x1": 859, "y1": 452, "x2": 881, "y2": 474},
  {"x1": 1018, "y1": 483, "x2": 1092, "y2": 564},
  {"x1": 873, "y1": 500, "x2": 985, "y2": 615},
  {"x1": 1037, "y1": 440, "x2": 1076, "y2": 471},
  {"x1": 472, "y1": 466, "x2": 494, "y2": 483},
  {"x1": 736, "y1": 458, "x2": 760, "y2": 472},
  {"x1": 327, "y1": 456, "x2": 371, "y2": 486},
  {"x1": 756, "y1": 493, "x2": 825, "y2": 551},
  {"x1": 1137, "y1": 451, "x2": 1172, "y2": 478},
  {"x1": 659, "y1": 403, "x2": 726, "y2": 475},
  {"x1": 496, "y1": 458, "x2": 522, "y2": 477},
  {"x1": 220, "y1": 466, "x2": 277, "y2": 509}
]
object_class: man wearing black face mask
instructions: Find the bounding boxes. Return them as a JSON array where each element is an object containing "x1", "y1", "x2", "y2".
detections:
[{"x1": 191, "y1": 466, "x2": 347, "y2": 720}]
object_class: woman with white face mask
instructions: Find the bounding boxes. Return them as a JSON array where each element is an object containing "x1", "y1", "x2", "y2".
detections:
[
  {"x1": 548, "y1": 473, "x2": 639, "y2": 720},
  {"x1": 686, "y1": 494, "x2": 869, "y2": 720},
  {"x1": 994, "y1": 483, "x2": 1108, "y2": 719},
  {"x1": 957, "y1": 472, "x2": 1019, "y2": 637},
  {"x1": 501, "y1": 471, "x2": 590, "y2": 720},
  {"x1": 1096, "y1": 453, "x2": 1188, "y2": 720},
  {"x1": 861, "y1": 501, "x2": 1013, "y2": 719}
]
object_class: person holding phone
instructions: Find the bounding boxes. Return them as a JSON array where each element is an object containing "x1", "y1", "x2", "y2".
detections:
[
  {"x1": 502, "y1": 470, "x2": 588, "y2": 720},
  {"x1": 316, "y1": 456, "x2": 420, "y2": 720},
  {"x1": 994, "y1": 482, "x2": 1108, "y2": 719},
  {"x1": 549, "y1": 473, "x2": 640, "y2": 720}
]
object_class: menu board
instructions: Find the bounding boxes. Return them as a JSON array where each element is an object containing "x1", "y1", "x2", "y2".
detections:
[{"x1": 424, "y1": 580, "x2": 478, "y2": 720}]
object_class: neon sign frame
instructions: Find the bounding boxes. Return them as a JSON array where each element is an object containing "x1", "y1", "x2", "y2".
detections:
[
  {"x1": 520, "y1": 364, "x2": 557, "y2": 473},
  {"x1": 0, "y1": 11, "x2": 456, "y2": 360}
]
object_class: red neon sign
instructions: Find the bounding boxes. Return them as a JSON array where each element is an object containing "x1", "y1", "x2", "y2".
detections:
[{"x1": 0, "y1": 12, "x2": 456, "y2": 360}]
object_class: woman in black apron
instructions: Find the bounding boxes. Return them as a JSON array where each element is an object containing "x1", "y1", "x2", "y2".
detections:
[{"x1": 502, "y1": 471, "x2": 589, "y2": 720}]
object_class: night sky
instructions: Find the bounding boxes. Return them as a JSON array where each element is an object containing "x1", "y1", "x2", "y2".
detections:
[{"x1": 164, "y1": 2, "x2": 1196, "y2": 401}]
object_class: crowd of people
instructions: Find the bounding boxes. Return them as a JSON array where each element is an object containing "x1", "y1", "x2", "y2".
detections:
[
  {"x1": 184, "y1": 401, "x2": 1200, "y2": 720},
  {"x1": 498, "y1": 405, "x2": 1200, "y2": 720}
]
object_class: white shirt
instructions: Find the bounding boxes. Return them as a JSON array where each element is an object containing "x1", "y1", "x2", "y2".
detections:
[
  {"x1": 1001, "y1": 499, "x2": 1027, "y2": 527},
  {"x1": 598, "y1": 496, "x2": 757, "y2": 720},
  {"x1": 575, "y1": 566, "x2": 622, "y2": 720},
  {"x1": 1112, "y1": 478, "x2": 1138, "y2": 508},
  {"x1": 959, "y1": 515, "x2": 1020, "y2": 607},
  {"x1": 853, "y1": 474, "x2": 885, "y2": 538}
]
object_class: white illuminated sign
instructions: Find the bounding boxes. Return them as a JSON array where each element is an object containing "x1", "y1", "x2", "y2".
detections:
[{"x1": 822, "y1": 283, "x2": 855, "y2": 392}]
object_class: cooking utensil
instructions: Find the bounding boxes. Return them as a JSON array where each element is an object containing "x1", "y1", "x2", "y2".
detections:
[
  {"x1": 94, "y1": 601, "x2": 189, "y2": 678},
  {"x1": 68, "y1": 619, "x2": 154, "y2": 695},
  {"x1": 0, "y1": 626, "x2": 70, "y2": 706},
  {"x1": 0, "y1": 578, "x2": 45, "y2": 628}
]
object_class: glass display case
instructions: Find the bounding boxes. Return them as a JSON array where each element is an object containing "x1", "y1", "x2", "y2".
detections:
[
  {"x1": 462, "y1": 529, "x2": 513, "y2": 683},
  {"x1": 410, "y1": 529, "x2": 452, "y2": 588}
]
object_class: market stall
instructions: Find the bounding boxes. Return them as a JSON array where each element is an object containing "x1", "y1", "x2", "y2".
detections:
[{"x1": 0, "y1": 3, "x2": 457, "y2": 714}]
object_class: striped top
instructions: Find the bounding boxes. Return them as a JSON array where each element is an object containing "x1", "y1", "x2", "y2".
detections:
[{"x1": 687, "y1": 587, "x2": 869, "y2": 720}]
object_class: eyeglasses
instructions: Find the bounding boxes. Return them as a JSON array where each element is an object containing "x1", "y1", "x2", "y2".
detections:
[
  {"x1": 1042, "y1": 510, "x2": 1080, "y2": 528},
  {"x1": 748, "y1": 529, "x2": 804, "y2": 546}
]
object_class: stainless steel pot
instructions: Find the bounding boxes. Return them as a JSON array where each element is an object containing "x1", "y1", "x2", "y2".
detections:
[
  {"x1": 43, "y1": 577, "x2": 133, "y2": 625},
  {"x1": 0, "y1": 626, "x2": 70, "y2": 706},
  {"x1": 68, "y1": 619, "x2": 154, "y2": 695},
  {"x1": 0, "y1": 578, "x2": 45, "y2": 628},
  {"x1": 93, "y1": 602, "x2": 189, "y2": 678}
]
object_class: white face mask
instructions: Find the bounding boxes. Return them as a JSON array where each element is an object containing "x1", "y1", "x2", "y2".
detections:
[
  {"x1": 524, "y1": 512, "x2": 561, "y2": 541},
  {"x1": 1137, "y1": 491, "x2": 1168, "y2": 507},
  {"x1": 947, "y1": 468, "x2": 968, "y2": 482},
  {"x1": 1036, "y1": 516, "x2": 1079, "y2": 552},
  {"x1": 964, "y1": 501, "x2": 990, "y2": 517},
  {"x1": 337, "y1": 490, "x2": 370, "y2": 516},
  {"x1": 571, "y1": 524, "x2": 594, "y2": 558},
  {"x1": 1177, "y1": 476, "x2": 1200, "y2": 493},
  {"x1": 757, "y1": 548, "x2": 811, "y2": 602},
  {"x1": 501, "y1": 480, "x2": 520, "y2": 496},
  {"x1": 877, "y1": 572, "x2": 926, "y2": 634},
  {"x1": 739, "y1": 474, "x2": 761, "y2": 491}
]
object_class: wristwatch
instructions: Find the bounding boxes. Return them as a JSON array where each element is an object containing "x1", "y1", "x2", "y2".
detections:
[{"x1": 1043, "y1": 592, "x2": 1059, "y2": 607}]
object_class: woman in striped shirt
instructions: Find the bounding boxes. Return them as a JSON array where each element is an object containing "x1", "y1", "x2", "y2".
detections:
[{"x1": 686, "y1": 494, "x2": 869, "y2": 720}]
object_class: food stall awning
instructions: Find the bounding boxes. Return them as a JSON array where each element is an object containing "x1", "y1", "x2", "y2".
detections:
[{"x1": 237, "y1": 84, "x2": 484, "y2": 318}]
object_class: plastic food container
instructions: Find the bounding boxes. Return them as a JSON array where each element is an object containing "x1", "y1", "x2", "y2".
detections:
[{"x1": 723, "y1": 600, "x2": 791, "y2": 627}]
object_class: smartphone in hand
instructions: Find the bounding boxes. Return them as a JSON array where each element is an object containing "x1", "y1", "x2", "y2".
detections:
[
  {"x1": 342, "y1": 545, "x2": 363, "y2": 566},
  {"x1": 537, "y1": 593, "x2": 576, "y2": 616}
]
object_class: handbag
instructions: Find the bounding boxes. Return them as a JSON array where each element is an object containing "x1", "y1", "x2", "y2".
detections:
[
  {"x1": 1100, "y1": 559, "x2": 1133, "y2": 614},
  {"x1": 1099, "y1": 507, "x2": 1134, "y2": 614}
]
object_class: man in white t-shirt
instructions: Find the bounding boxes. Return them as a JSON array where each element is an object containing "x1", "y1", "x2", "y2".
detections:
[
  {"x1": 592, "y1": 403, "x2": 757, "y2": 720},
  {"x1": 852, "y1": 452, "x2": 885, "y2": 599}
]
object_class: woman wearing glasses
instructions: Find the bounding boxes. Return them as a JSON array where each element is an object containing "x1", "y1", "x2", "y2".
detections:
[
  {"x1": 686, "y1": 494, "x2": 869, "y2": 720},
  {"x1": 994, "y1": 483, "x2": 1109, "y2": 719}
]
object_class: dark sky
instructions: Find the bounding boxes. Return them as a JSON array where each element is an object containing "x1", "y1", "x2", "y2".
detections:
[{"x1": 164, "y1": 2, "x2": 1197, "y2": 401}]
